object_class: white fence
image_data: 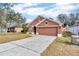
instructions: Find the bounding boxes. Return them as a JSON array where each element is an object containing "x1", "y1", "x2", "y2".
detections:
[{"x1": 68, "y1": 25, "x2": 79, "y2": 35}]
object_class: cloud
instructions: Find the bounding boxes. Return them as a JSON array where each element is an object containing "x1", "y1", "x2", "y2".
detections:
[
  {"x1": 23, "y1": 3, "x2": 79, "y2": 17},
  {"x1": 11, "y1": 3, "x2": 79, "y2": 22},
  {"x1": 43, "y1": 3, "x2": 79, "y2": 17},
  {"x1": 11, "y1": 3, "x2": 38, "y2": 13},
  {"x1": 12, "y1": 3, "x2": 79, "y2": 15},
  {"x1": 25, "y1": 7, "x2": 46, "y2": 16}
]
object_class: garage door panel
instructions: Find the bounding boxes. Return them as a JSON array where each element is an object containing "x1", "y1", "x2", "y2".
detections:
[{"x1": 37, "y1": 27, "x2": 57, "y2": 36}]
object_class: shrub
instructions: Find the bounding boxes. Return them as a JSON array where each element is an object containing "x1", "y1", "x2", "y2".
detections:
[
  {"x1": 21, "y1": 24, "x2": 28, "y2": 33},
  {"x1": 28, "y1": 32, "x2": 32, "y2": 34},
  {"x1": 62, "y1": 31, "x2": 72, "y2": 37},
  {"x1": 21, "y1": 27, "x2": 28, "y2": 33}
]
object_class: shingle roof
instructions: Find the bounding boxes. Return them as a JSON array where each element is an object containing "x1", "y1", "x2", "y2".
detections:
[{"x1": 29, "y1": 15, "x2": 62, "y2": 27}]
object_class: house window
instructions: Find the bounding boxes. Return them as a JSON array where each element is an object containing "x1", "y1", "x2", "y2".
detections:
[{"x1": 45, "y1": 21, "x2": 48, "y2": 24}]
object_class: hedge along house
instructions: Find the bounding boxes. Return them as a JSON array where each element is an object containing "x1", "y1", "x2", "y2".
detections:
[{"x1": 28, "y1": 16, "x2": 63, "y2": 36}]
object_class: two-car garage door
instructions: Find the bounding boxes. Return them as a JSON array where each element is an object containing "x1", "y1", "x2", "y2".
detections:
[{"x1": 36, "y1": 27, "x2": 58, "y2": 36}]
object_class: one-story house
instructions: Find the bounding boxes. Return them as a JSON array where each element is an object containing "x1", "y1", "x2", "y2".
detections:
[
  {"x1": 28, "y1": 16, "x2": 63, "y2": 36},
  {"x1": 7, "y1": 22, "x2": 23, "y2": 33},
  {"x1": 7, "y1": 26, "x2": 23, "y2": 33}
]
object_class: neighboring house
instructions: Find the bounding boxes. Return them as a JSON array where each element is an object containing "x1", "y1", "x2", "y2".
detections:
[
  {"x1": 7, "y1": 22, "x2": 23, "y2": 33},
  {"x1": 15, "y1": 27, "x2": 23, "y2": 32},
  {"x1": 68, "y1": 20, "x2": 79, "y2": 35},
  {"x1": 7, "y1": 26, "x2": 17, "y2": 32},
  {"x1": 7, "y1": 26, "x2": 23, "y2": 33},
  {"x1": 28, "y1": 15, "x2": 62, "y2": 36},
  {"x1": 0, "y1": 22, "x2": 23, "y2": 33}
]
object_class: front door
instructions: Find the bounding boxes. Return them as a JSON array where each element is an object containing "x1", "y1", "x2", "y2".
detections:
[{"x1": 34, "y1": 26, "x2": 36, "y2": 34}]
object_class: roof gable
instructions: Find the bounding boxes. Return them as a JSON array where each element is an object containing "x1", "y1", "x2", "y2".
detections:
[
  {"x1": 36, "y1": 18, "x2": 59, "y2": 27},
  {"x1": 29, "y1": 15, "x2": 44, "y2": 27}
]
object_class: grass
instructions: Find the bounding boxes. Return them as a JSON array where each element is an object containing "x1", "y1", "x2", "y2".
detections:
[
  {"x1": 41, "y1": 37, "x2": 79, "y2": 56},
  {"x1": 0, "y1": 33, "x2": 31, "y2": 44}
]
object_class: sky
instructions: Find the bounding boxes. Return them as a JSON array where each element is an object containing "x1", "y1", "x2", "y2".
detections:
[{"x1": 9, "y1": 3, "x2": 79, "y2": 23}]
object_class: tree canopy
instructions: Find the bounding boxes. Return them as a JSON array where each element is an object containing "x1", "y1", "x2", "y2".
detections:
[
  {"x1": 58, "y1": 13, "x2": 79, "y2": 26},
  {"x1": 0, "y1": 3, "x2": 26, "y2": 33}
]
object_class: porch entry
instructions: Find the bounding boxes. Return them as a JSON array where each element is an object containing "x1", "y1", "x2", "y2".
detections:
[{"x1": 34, "y1": 26, "x2": 36, "y2": 35}]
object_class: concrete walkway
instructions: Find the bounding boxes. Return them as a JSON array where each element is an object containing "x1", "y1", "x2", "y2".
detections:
[{"x1": 0, "y1": 35, "x2": 56, "y2": 56}]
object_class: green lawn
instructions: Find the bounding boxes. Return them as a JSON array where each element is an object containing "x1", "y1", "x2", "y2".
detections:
[
  {"x1": 41, "y1": 37, "x2": 79, "y2": 56},
  {"x1": 0, "y1": 33, "x2": 31, "y2": 44}
]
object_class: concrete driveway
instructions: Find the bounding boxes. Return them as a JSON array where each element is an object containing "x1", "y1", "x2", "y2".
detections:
[{"x1": 0, "y1": 35, "x2": 56, "y2": 56}]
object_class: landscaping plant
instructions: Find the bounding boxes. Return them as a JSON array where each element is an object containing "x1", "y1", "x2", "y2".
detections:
[
  {"x1": 62, "y1": 31, "x2": 72, "y2": 37},
  {"x1": 21, "y1": 23, "x2": 28, "y2": 33}
]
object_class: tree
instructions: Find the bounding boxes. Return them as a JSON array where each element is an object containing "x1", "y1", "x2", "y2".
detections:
[
  {"x1": 0, "y1": 3, "x2": 14, "y2": 32},
  {"x1": 69, "y1": 13, "x2": 79, "y2": 26},
  {"x1": 58, "y1": 13, "x2": 79, "y2": 26},
  {"x1": 14, "y1": 13, "x2": 26, "y2": 27},
  {"x1": 75, "y1": 13, "x2": 79, "y2": 20},
  {"x1": 2, "y1": 3, "x2": 26, "y2": 28},
  {"x1": 58, "y1": 14, "x2": 69, "y2": 26},
  {"x1": 0, "y1": 8, "x2": 6, "y2": 33},
  {"x1": 0, "y1": 3, "x2": 26, "y2": 33}
]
